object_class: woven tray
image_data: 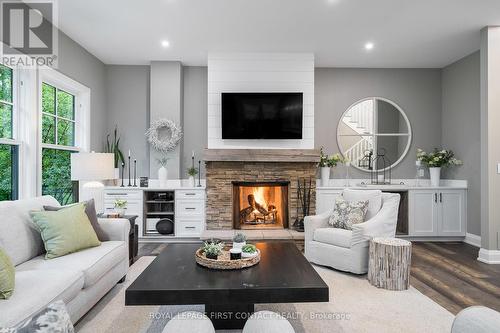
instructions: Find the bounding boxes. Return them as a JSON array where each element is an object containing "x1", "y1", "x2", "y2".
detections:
[{"x1": 195, "y1": 247, "x2": 261, "y2": 270}]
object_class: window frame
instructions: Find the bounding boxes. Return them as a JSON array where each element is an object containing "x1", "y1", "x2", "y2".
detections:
[
  {"x1": 37, "y1": 68, "x2": 90, "y2": 197},
  {"x1": 0, "y1": 63, "x2": 21, "y2": 200}
]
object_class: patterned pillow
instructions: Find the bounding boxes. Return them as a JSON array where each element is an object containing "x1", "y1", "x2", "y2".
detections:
[
  {"x1": 328, "y1": 198, "x2": 369, "y2": 230},
  {"x1": 0, "y1": 301, "x2": 74, "y2": 333}
]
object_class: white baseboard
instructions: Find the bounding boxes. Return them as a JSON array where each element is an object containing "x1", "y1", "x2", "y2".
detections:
[
  {"x1": 465, "y1": 233, "x2": 481, "y2": 247},
  {"x1": 478, "y1": 248, "x2": 500, "y2": 264}
]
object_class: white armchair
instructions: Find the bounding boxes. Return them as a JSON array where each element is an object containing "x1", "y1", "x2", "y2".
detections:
[{"x1": 305, "y1": 191, "x2": 400, "y2": 274}]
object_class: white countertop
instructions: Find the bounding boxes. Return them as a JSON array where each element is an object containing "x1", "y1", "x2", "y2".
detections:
[
  {"x1": 105, "y1": 179, "x2": 206, "y2": 190},
  {"x1": 317, "y1": 179, "x2": 467, "y2": 190}
]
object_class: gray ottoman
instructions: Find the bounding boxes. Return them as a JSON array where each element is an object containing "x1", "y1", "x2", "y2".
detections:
[
  {"x1": 162, "y1": 311, "x2": 215, "y2": 333},
  {"x1": 452, "y1": 306, "x2": 500, "y2": 333},
  {"x1": 242, "y1": 310, "x2": 294, "y2": 333}
]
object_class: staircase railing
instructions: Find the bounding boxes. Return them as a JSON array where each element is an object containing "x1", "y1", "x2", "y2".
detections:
[{"x1": 344, "y1": 138, "x2": 372, "y2": 166}]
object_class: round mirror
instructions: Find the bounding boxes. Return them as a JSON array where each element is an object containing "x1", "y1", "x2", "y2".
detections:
[{"x1": 337, "y1": 97, "x2": 412, "y2": 172}]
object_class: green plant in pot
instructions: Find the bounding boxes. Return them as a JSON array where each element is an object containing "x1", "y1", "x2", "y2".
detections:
[
  {"x1": 187, "y1": 166, "x2": 198, "y2": 187},
  {"x1": 241, "y1": 244, "x2": 258, "y2": 258},
  {"x1": 104, "y1": 126, "x2": 125, "y2": 180},
  {"x1": 232, "y1": 233, "x2": 247, "y2": 249},
  {"x1": 202, "y1": 240, "x2": 224, "y2": 260}
]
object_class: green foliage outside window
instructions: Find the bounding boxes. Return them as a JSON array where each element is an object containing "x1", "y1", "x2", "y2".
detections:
[
  {"x1": 41, "y1": 148, "x2": 77, "y2": 205},
  {"x1": 0, "y1": 144, "x2": 17, "y2": 201}
]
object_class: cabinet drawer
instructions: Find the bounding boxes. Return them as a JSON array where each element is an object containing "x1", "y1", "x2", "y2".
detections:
[
  {"x1": 175, "y1": 220, "x2": 203, "y2": 236},
  {"x1": 176, "y1": 200, "x2": 204, "y2": 216},
  {"x1": 176, "y1": 190, "x2": 204, "y2": 200},
  {"x1": 104, "y1": 190, "x2": 142, "y2": 200}
]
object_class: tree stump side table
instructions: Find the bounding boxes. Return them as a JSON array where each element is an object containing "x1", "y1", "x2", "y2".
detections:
[{"x1": 368, "y1": 237, "x2": 412, "y2": 291}]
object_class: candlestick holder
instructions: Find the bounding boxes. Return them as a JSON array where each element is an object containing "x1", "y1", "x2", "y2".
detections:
[
  {"x1": 197, "y1": 160, "x2": 202, "y2": 187},
  {"x1": 133, "y1": 160, "x2": 137, "y2": 187},
  {"x1": 120, "y1": 163, "x2": 125, "y2": 187},
  {"x1": 127, "y1": 156, "x2": 132, "y2": 187}
]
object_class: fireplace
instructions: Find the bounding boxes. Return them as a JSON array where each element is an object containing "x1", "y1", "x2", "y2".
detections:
[{"x1": 232, "y1": 181, "x2": 289, "y2": 230}]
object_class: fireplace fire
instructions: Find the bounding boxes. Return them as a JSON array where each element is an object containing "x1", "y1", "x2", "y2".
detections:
[{"x1": 232, "y1": 181, "x2": 289, "y2": 229}]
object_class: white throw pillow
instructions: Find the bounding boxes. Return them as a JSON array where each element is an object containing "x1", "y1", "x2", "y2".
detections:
[{"x1": 342, "y1": 189, "x2": 382, "y2": 220}]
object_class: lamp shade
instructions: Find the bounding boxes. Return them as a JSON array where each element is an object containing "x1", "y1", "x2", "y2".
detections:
[{"x1": 71, "y1": 153, "x2": 115, "y2": 181}]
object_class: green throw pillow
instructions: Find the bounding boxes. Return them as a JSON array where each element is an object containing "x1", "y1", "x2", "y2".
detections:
[
  {"x1": 31, "y1": 202, "x2": 101, "y2": 259},
  {"x1": 0, "y1": 247, "x2": 15, "y2": 299}
]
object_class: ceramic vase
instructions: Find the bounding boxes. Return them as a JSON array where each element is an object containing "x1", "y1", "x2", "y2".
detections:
[
  {"x1": 158, "y1": 166, "x2": 168, "y2": 187},
  {"x1": 320, "y1": 167, "x2": 330, "y2": 187},
  {"x1": 188, "y1": 176, "x2": 195, "y2": 187},
  {"x1": 232, "y1": 241, "x2": 246, "y2": 249},
  {"x1": 429, "y1": 167, "x2": 441, "y2": 187}
]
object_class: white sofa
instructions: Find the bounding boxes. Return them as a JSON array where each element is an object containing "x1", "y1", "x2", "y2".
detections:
[
  {"x1": 0, "y1": 196, "x2": 130, "y2": 327},
  {"x1": 305, "y1": 191, "x2": 400, "y2": 274}
]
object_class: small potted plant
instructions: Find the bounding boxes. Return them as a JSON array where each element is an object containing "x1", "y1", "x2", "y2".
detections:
[
  {"x1": 241, "y1": 244, "x2": 258, "y2": 258},
  {"x1": 114, "y1": 199, "x2": 127, "y2": 217},
  {"x1": 232, "y1": 233, "x2": 247, "y2": 249},
  {"x1": 319, "y1": 147, "x2": 330, "y2": 187},
  {"x1": 187, "y1": 166, "x2": 198, "y2": 187},
  {"x1": 417, "y1": 149, "x2": 462, "y2": 187},
  {"x1": 202, "y1": 240, "x2": 224, "y2": 260}
]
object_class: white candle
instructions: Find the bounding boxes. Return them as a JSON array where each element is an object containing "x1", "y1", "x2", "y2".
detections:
[
  {"x1": 128, "y1": 150, "x2": 131, "y2": 157},
  {"x1": 192, "y1": 150, "x2": 195, "y2": 158},
  {"x1": 377, "y1": 175, "x2": 384, "y2": 182}
]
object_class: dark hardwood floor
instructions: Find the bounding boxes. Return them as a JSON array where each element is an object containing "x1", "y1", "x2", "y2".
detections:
[
  {"x1": 138, "y1": 241, "x2": 500, "y2": 315},
  {"x1": 411, "y1": 242, "x2": 500, "y2": 314}
]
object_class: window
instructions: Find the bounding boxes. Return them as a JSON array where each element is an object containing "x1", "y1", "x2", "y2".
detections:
[
  {"x1": 0, "y1": 64, "x2": 19, "y2": 201},
  {"x1": 40, "y1": 82, "x2": 78, "y2": 205}
]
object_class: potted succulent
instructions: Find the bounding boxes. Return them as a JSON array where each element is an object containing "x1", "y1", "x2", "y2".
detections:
[
  {"x1": 417, "y1": 149, "x2": 462, "y2": 187},
  {"x1": 114, "y1": 199, "x2": 127, "y2": 217},
  {"x1": 104, "y1": 125, "x2": 125, "y2": 183},
  {"x1": 202, "y1": 240, "x2": 224, "y2": 260},
  {"x1": 232, "y1": 233, "x2": 247, "y2": 249},
  {"x1": 187, "y1": 166, "x2": 198, "y2": 187},
  {"x1": 241, "y1": 244, "x2": 258, "y2": 258}
]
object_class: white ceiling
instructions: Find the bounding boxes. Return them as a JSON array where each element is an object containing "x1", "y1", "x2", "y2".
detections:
[{"x1": 57, "y1": 0, "x2": 500, "y2": 68}]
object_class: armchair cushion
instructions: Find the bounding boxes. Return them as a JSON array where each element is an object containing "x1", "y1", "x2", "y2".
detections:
[
  {"x1": 328, "y1": 198, "x2": 368, "y2": 230},
  {"x1": 313, "y1": 228, "x2": 352, "y2": 248},
  {"x1": 343, "y1": 189, "x2": 382, "y2": 220}
]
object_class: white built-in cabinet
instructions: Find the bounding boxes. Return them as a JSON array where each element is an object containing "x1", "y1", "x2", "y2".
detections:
[
  {"x1": 409, "y1": 189, "x2": 466, "y2": 237},
  {"x1": 316, "y1": 187, "x2": 467, "y2": 238}
]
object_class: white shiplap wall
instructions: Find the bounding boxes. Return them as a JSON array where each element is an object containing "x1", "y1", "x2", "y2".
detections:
[{"x1": 207, "y1": 53, "x2": 314, "y2": 149}]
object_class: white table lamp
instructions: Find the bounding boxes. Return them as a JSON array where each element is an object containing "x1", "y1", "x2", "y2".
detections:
[{"x1": 71, "y1": 152, "x2": 115, "y2": 214}]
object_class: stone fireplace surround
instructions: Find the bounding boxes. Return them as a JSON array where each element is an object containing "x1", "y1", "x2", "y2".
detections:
[{"x1": 204, "y1": 149, "x2": 320, "y2": 230}]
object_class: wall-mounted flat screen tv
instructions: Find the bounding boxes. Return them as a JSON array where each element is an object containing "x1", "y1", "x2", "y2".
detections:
[{"x1": 221, "y1": 92, "x2": 303, "y2": 139}]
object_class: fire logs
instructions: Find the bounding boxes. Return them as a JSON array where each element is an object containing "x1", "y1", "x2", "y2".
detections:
[{"x1": 239, "y1": 194, "x2": 278, "y2": 224}]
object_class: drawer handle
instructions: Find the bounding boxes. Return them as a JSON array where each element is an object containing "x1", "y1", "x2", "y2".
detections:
[
  {"x1": 184, "y1": 193, "x2": 196, "y2": 196},
  {"x1": 185, "y1": 226, "x2": 196, "y2": 229},
  {"x1": 185, "y1": 207, "x2": 196, "y2": 210},
  {"x1": 107, "y1": 193, "x2": 128, "y2": 196},
  {"x1": 440, "y1": 193, "x2": 443, "y2": 203}
]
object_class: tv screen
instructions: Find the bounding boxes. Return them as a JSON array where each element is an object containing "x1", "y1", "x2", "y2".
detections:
[{"x1": 221, "y1": 92, "x2": 303, "y2": 139}]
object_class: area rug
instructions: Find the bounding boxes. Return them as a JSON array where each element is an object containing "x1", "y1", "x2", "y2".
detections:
[{"x1": 75, "y1": 256, "x2": 454, "y2": 333}]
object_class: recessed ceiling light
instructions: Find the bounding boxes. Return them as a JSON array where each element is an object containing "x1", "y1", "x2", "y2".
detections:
[
  {"x1": 161, "y1": 40, "x2": 170, "y2": 48},
  {"x1": 364, "y1": 42, "x2": 374, "y2": 51}
]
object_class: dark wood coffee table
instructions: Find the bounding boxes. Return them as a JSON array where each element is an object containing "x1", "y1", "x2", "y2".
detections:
[{"x1": 125, "y1": 241, "x2": 329, "y2": 329}]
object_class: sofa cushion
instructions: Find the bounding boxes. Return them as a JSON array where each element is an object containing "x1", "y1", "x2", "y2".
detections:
[
  {"x1": 16, "y1": 241, "x2": 127, "y2": 289},
  {"x1": 44, "y1": 199, "x2": 109, "y2": 242},
  {"x1": 343, "y1": 189, "x2": 382, "y2": 220},
  {"x1": 0, "y1": 196, "x2": 60, "y2": 266},
  {"x1": 0, "y1": 247, "x2": 15, "y2": 299},
  {"x1": 313, "y1": 227, "x2": 352, "y2": 248},
  {"x1": 0, "y1": 269, "x2": 83, "y2": 327},
  {"x1": 30, "y1": 203, "x2": 101, "y2": 259}
]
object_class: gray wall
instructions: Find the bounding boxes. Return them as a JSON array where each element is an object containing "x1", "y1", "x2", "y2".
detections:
[
  {"x1": 57, "y1": 31, "x2": 107, "y2": 151},
  {"x1": 181, "y1": 66, "x2": 208, "y2": 178},
  {"x1": 315, "y1": 68, "x2": 442, "y2": 179},
  {"x1": 442, "y1": 51, "x2": 481, "y2": 236},
  {"x1": 105, "y1": 65, "x2": 150, "y2": 178}
]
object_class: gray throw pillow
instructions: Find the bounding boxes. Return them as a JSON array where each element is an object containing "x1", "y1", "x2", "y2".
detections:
[
  {"x1": 328, "y1": 198, "x2": 369, "y2": 230},
  {"x1": 0, "y1": 300, "x2": 74, "y2": 333},
  {"x1": 44, "y1": 199, "x2": 109, "y2": 241}
]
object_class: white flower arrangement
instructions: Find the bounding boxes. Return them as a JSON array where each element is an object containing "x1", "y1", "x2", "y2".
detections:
[
  {"x1": 416, "y1": 148, "x2": 462, "y2": 168},
  {"x1": 145, "y1": 119, "x2": 183, "y2": 153}
]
